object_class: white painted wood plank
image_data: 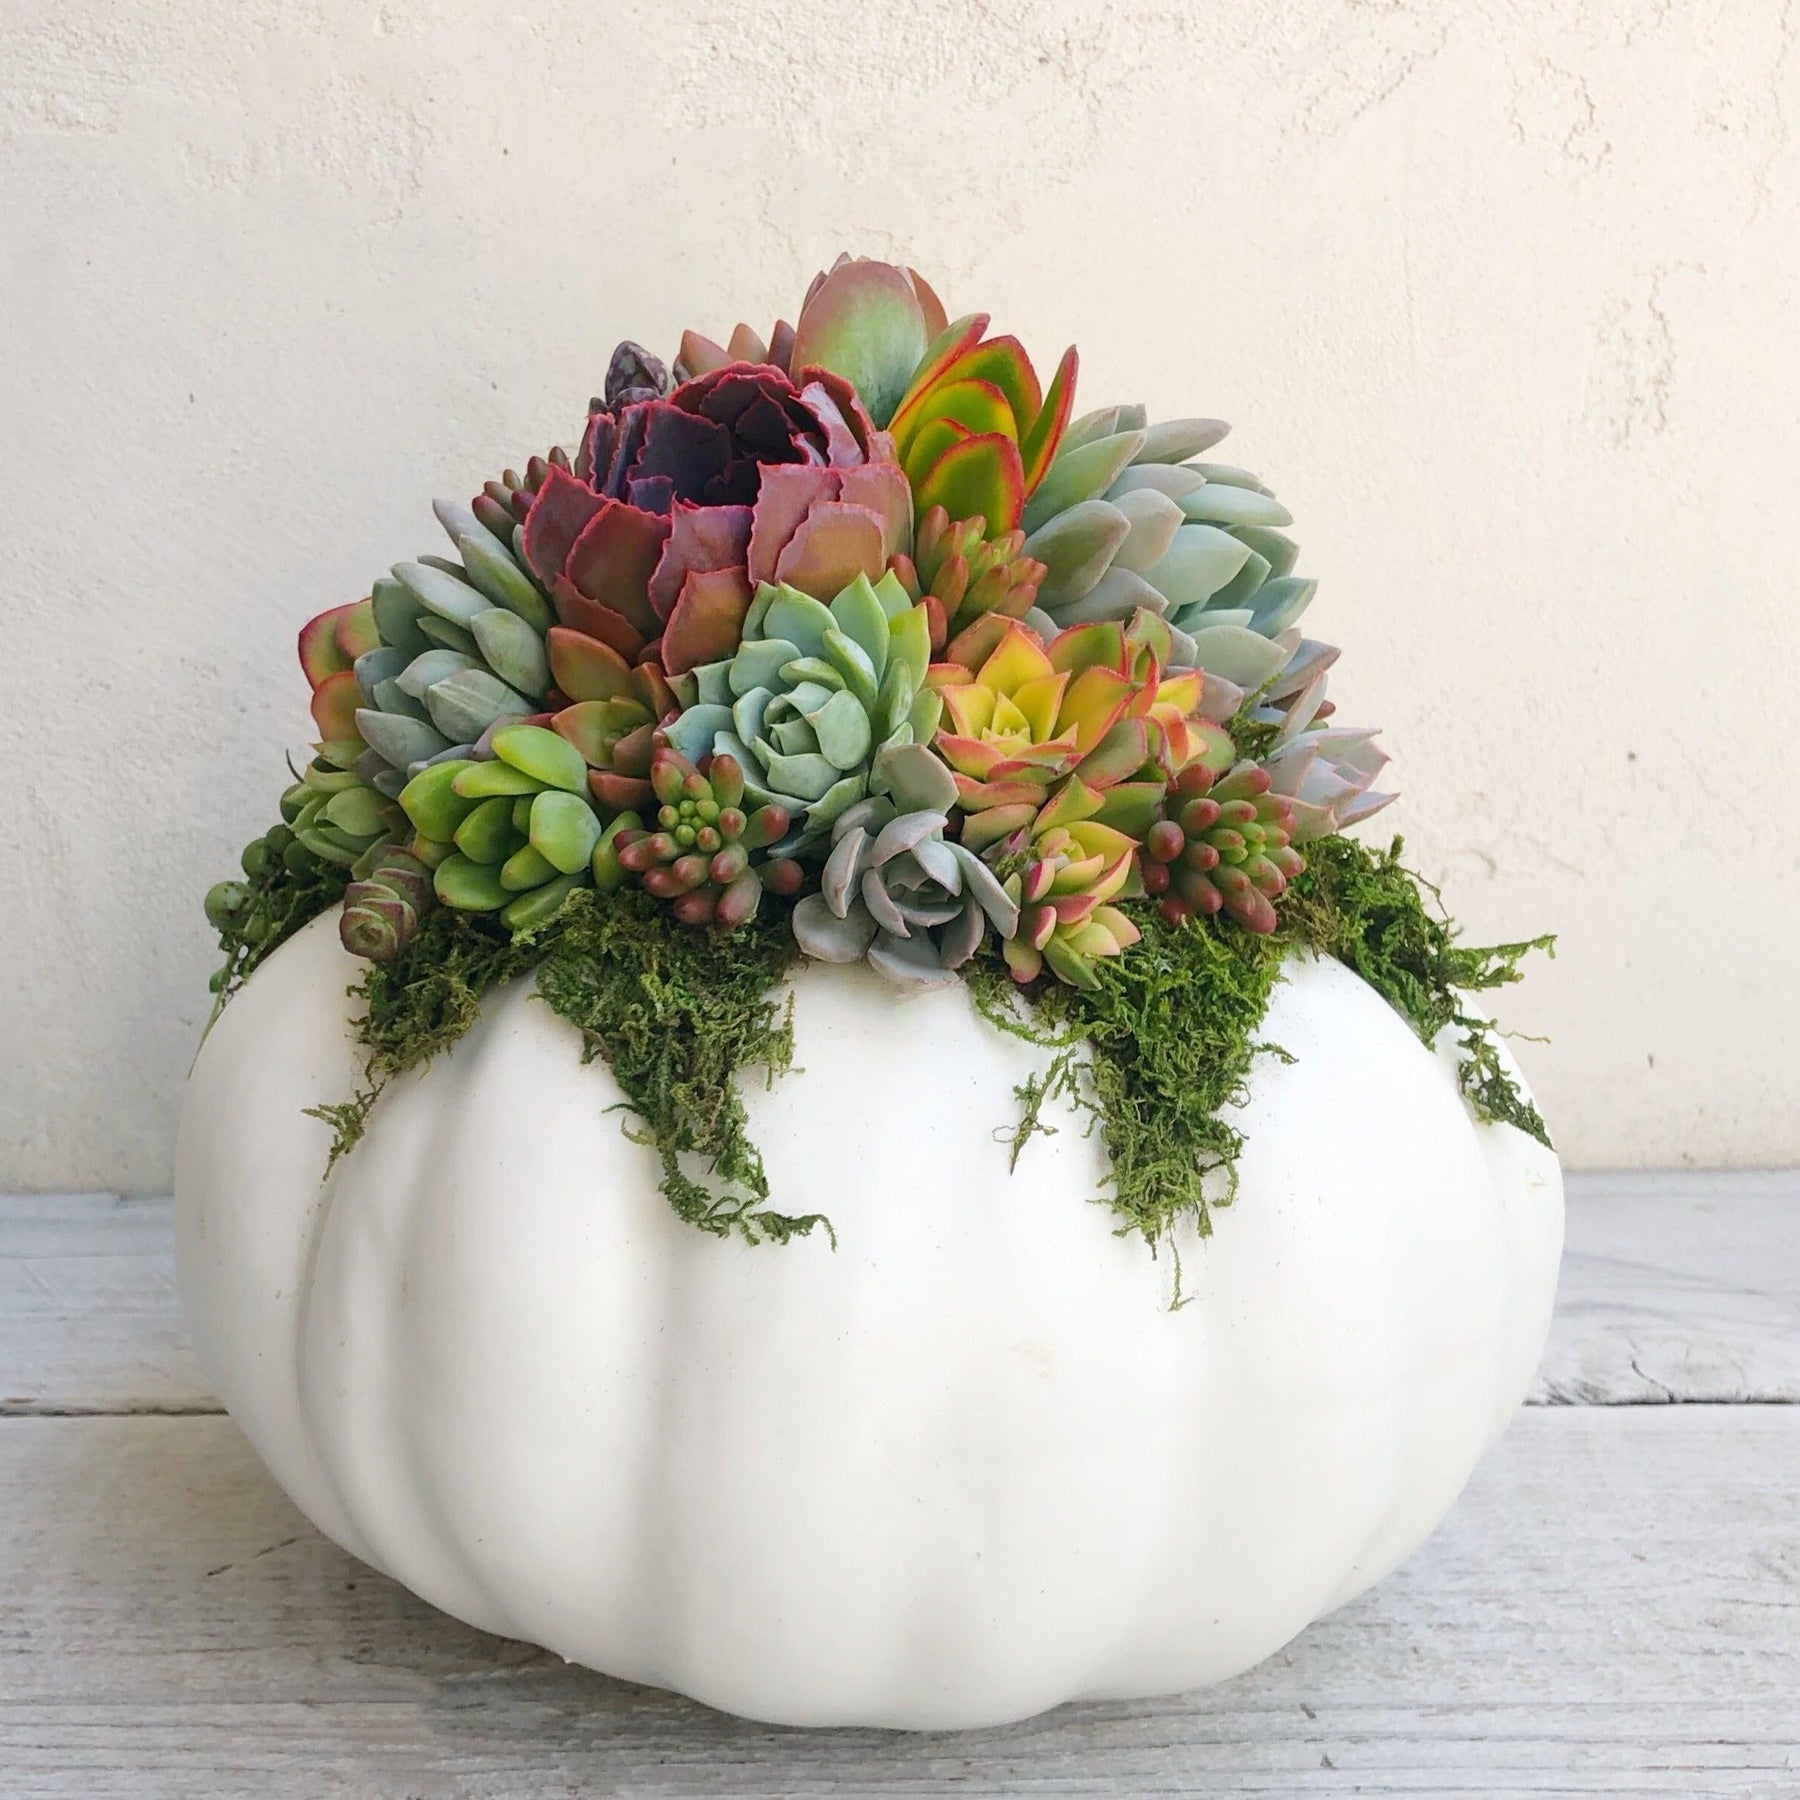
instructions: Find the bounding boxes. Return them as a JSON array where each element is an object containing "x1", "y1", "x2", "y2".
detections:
[
  {"x1": 1535, "y1": 1170, "x2": 1800, "y2": 1405},
  {"x1": 0, "y1": 1408, "x2": 1794, "y2": 1796},
  {"x1": 4, "y1": 1175, "x2": 1798, "y2": 1414}
]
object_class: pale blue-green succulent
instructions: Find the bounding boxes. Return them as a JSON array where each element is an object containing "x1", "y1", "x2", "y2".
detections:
[
  {"x1": 345, "y1": 497, "x2": 559, "y2": 798},
  {"x1": 790, "y1": 745, "x2": 1019, "y2": 989},
  {"x1": 1019, "y1": 404, "x2": 1317, "y2": 659},
  {"x1": 661, "y1": 572, "x2": 943, "y2": 854}
]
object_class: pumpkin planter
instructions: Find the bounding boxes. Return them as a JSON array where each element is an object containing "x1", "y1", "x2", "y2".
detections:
[
  {"x1": 176, "y1": 912, "x2": 1559, "y2": 1730},
  {"x1": 184, "y1": 255, "x2": 1560, "y2": 1730}
]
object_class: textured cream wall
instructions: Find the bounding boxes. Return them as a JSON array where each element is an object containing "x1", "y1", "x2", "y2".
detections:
[{"x1": 2, "y1": 0, "x2": 1795, "y2": 1190}]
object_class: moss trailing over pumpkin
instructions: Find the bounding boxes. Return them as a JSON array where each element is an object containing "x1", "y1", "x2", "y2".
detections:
[
  {"x1": 303, "y1": 905, "x2": 545, "y2": 1169},
  {"x1": 264, "y1": 830, "x2": 1544, "y2": 1266},
  {"x1": 307, "y1": 887, "x2": 826, "y2": 1247},
  {"x1": 1279, "y1": 835, "x2": 1554, "y2": 1145},
  {"x1": 532, "y1": 889, "x2": 826, "y2": 1246},
  {"x1": 971, "y1": 834, "x2": 1553, "y2": 1288}
]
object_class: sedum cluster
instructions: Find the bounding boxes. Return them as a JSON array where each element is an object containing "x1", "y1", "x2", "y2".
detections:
[{"x1": 208, "y1": 256, "x2": 1398, "y2": 998}]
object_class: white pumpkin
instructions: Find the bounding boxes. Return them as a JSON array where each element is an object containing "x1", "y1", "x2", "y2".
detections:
[{"x1": 175, "y1": 909, "x2": 1562, "y2": 1729}]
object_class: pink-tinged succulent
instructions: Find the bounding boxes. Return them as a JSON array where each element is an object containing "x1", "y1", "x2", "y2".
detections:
[
  {"x1": 1266, "y1": 727, "x2": 1393, "y2": 840},
  {"x1": 297, "y1": 598, "x2": 380, "y2": 747},
  {"x1": 677, "y1": 255, "x2": 951, "y2": 431},
  {"x1": 989, "y1": 782, "x2": 1143, "y2": 989},
  {"x1": 469, "y1": 447, "x2": 575, "y2": 546},
  {"x1": 888, "y1": 505, "x2": 1046, "y2": 666},
  {"x1": 886, "y1": 315, "x2": 1079, "y2": 537},
  {"x1": 523, "y1": 362, "x2": 911, "y2": 679},
  {"x1": 615, "y1": 749, "x2": 804, "y2": 929},
  {"x1": 1056, "y1": 611, "x2": 1239, "y2": 787},
  {"x1": 545, "y1": 630, "x2": 678, "y2": 815},
  {"x1": 1140, "y1": 762, "x2": 1305, "y2": 935}
]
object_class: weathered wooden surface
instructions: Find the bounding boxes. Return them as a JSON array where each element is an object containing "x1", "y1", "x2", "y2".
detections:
[
  {"x1": 0, "y1": 1175, "x2": 1796, "y2": 1797},
  {"x1": 6, "y1": 1174, "x2": 1797, "y2": 1415}
]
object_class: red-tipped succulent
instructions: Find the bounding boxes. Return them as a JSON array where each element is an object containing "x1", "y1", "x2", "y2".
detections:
[
  {"x1": 616, "y1": 749, "x2": 804, "y2": 929},
  {"x1": 522, "y1": 359, "x2": 911, "y2": 680},
  {"x1": 887, "y1": 315, "x2": 1078, "y2": 537},
  {"x1": 545, "y1": 629, "x2": 678, "y2": 815},
  {"x1": 889, "y1": 504, "x2": 1046, "y2": 666},
  {"x1": 297, "y1": 597, "x2": 380, "y2": 750},
  {"x1": 1141, "y1": 762, "x2": 1305, "y2": 935}
]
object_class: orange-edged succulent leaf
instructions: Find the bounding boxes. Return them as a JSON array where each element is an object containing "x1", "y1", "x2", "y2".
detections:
[
  {"x1": 659, "y1": 565, "x2": 753, "y2": 676},
  {"x1": 547, "y1": 627, "x2": 636, "y2": 704},
  {"x1": 309, "y1": 668, "x2": 364, "y2": 742},
  {"x1": 938, "y1": 338, "x2": 1040, "y2": 437},
  {"x1": 1018, "y1": 345, "x2": 1078, "y2": 495},
  {"x1": 1048, "y1": 618, "x2": 1127, "y2": 676},
  {"x1": 298, "y1": 601, "x2": 369, "y2": 689},
  {"x1": 334, "y1": 597, "x2": 380, "y2": 664},
  {"x1": 1075, "y1": 716, "x2": 1154, "y2": 787},
  {"x1": 972, "y1": 616, "x2": 1056, "y2": 694},
  {"x1": 901, "y1": 416, "x2": 972, "y2": 490},
  {"x1": 901, "y1": 376, "x2": 1019, "y2": 449},
  {"x1": 888, "y1": 314, "x2": 989, "y2": 450},
  {"x1": 942, "y1": 610, "x2": 1016, "y2": 672},
  {"x1": 1056, "y1": 663, "x2": 1138, "y2": 752},
  {"x1": 917, "y1": 432, "x2": 1026, "y2": 530}
]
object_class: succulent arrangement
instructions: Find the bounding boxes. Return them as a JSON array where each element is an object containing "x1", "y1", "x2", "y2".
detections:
[{"x1": 205, "y1": 255, "x2": 1549, "y2": 1249}]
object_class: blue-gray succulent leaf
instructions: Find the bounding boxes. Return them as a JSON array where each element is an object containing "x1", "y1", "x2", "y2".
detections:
[
  {"x1": 793, "y1": 892, "x2": 877, "y2": 962},
  {"x1": 869, "y1": 810, "x2": 948, "y2": 866},
  {"x1": 730, "y1": 638, "x2": 799, "y2": 696},
  {"x1": 867, "y1": 931, "x2": 960, "y2": 991},
  {"x1": 821, "y1": 827, "x2": 869, "y2": 916},
  {"x1": 951, "y1": 843, "x2": 1020, "y2": 937},
  {"x1": 911, "y1": 832, "x2": 961, "y2": 893},
  {"x1": 860, "y1": 869, "x2": 911, "y2": 937},
  {"x1": 938, "y1": 898, "x2": 986, "y2": 969},
  {"x1": 875, "y1": 741, "x2": 958, "y2": 814},
  {"x1": 810, "y1": 687, "x2": 874, "y2": 768},
  {"x1": 660, "y1": 703, "x2": 731, "y2": 763}
]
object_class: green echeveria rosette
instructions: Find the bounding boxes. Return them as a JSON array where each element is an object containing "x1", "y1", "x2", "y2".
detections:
[
  {"x1": 660, "y1": 571, "x2": 943, "y2": 856},
  {"x1": 299, "y1": 471, "x2": 567, "y2": 817},
  {"x1": 354, "y1": 495, "x2": 560, "y2": 794},
  {"x1": 791, "y1": 744, "x2": 1018, "y2": 989}
]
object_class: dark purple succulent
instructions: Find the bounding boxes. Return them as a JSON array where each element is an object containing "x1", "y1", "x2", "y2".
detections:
[{"x1": 523, "y1": 356, "x2": 910, "y2": 679}]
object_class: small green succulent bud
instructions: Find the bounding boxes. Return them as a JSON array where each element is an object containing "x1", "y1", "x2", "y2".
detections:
[{"x1": 204, "y1": 880, "x2": 254, "y2": 932}]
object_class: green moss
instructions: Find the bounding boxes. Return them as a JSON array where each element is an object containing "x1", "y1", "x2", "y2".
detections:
[
  {"x1": 533, "y1": 889, "x2": 827, "y2": 1246},
  {"x1": 304, "y1": 905, "x2": 544, "y2": 1169},
  {"x1": 966, "y1": 910, "x2": 1292, "y2": 1299},
  {"x1": 1279, "y1": 835, "x2": 1555, "y2": 1145},
  {"x1": 310, "y1": 887, "x2": 827, "y2": 1246},
  {"x1": 978, "y1": 834, "x2": 1553, "y2": 1298}
]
